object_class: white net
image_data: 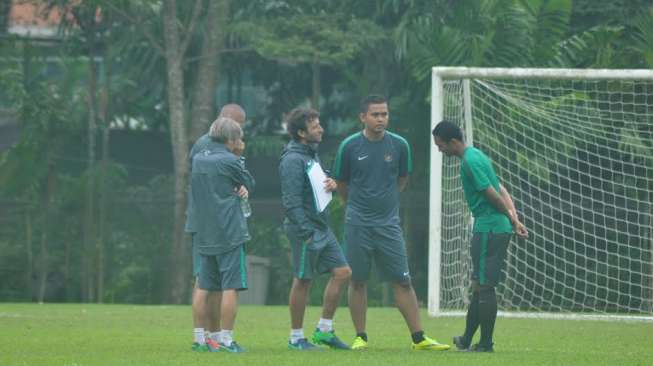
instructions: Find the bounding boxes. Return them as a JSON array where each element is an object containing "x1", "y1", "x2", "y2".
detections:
[{"x1": 437, "y1": 73, "x2": 653, "y2": 318}]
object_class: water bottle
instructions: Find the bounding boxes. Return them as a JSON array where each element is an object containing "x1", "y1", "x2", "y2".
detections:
[{"x1": 241, "y1": 196, "x2": 252, "y2": 218}]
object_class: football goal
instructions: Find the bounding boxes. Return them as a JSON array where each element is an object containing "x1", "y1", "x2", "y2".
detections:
[{"x1": 429, "y1": 67, "x2": 653, "y2": 321}]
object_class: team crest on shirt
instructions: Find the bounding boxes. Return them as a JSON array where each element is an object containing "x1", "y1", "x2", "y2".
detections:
[{"x1": 384, "y1": 152, "x2": 393, "y2": 162}]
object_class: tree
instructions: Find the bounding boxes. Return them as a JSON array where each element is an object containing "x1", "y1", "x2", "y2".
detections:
[
  {"x1": 109, "y1": 0, "x2": 233, "y2": 302},
  {"x1": 233, "y1": 1, "x2": 384, "y2": 107}
]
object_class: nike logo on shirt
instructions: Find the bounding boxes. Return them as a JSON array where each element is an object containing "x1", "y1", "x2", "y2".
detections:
[{"x1": 357, "y1": 155, "x2": 369, "y2": 161}]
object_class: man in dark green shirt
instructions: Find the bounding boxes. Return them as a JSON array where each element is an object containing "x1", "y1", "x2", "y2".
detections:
[
  {"x1": 334, "y1": 95, "x2": 449, "y2": 351},
  {"x1": 432, "y1": 120, "x2": 528, "y2": 353}
]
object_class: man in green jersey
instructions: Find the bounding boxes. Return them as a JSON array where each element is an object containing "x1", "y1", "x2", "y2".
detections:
[{"x1": 432, "y1": 120, "x2": 528, "y2": 353}]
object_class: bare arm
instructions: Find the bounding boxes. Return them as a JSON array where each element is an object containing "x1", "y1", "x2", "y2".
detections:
[{"x1": 483, "y1": 185, "x2": 528, "y2": 238}]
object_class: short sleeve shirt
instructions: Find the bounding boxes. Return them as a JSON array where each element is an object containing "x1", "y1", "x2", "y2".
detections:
[
  {"x1": 333, "y1": 131, "x2": 412, "y2": 226},
  {"x1": 461, "y1": 147, "x2": 512, "y2": 233}
]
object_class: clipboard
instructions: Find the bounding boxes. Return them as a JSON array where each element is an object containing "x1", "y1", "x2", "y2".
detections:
[{"x1": 306, "y1": 160, "x2": 333, "y2": 212}]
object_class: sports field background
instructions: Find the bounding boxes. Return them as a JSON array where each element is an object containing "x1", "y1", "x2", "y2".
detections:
[{"x1": 1, "y1": 303, "x2": 651, "y2": 366}]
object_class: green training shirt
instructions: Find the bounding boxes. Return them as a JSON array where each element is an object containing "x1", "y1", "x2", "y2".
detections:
[
  {"x1": 460, "y1": 147, "x2": 512, "y2": 233},
  {"x1": 333, "y1": 131, "x2": 412, "y2": 226}
]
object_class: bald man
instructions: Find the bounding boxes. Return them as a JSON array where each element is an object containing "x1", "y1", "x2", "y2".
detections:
[{"x1": 187, "y1": 104, "x2": 247, "y2": 352}]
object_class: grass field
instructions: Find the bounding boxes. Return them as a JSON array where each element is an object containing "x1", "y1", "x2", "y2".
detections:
[{"x1": 0, "y1": 303, "x2": 651, "y2": 366}]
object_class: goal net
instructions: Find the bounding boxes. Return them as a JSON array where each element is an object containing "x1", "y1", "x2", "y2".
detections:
[{"x1": 428, "y1": 67, "x2": 653, "y2": 321}]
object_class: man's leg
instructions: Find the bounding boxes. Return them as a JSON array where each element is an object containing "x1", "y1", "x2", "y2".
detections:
[
  {"x1": 321, "y1": 266, "x2": 351, "y2": 320},
  {"x1": 392, "y1": 281, "x2": 421, "y2": 334},
  {"x1": 348, "y1": 280, "x2": 367, "y2": 334},
  {"x1": 477, "y1": 284, "x2": 497, "y2": 349},
  {"x1": 375, "y1": 224, "x2": 449, "y2": 351},
  {"x1": 289, "y1": 278, "x2": 312, "y2": 330},
  {"x1": 312, "y1": 265, "x2": 352, "y2": 350},
  {"x1": 217, "y1": 245, "x2": 247, "y2": 353},
  {"x1": 192, "y1": 282, "x2": 209, "y2": 329},
  {"x1": 193, "y1": 255, "x2": 221, "y2": 352},
  {"x1": 207, "y1": 291, "x2": 222, "y2": 332},
  {"x1": 220, "y1": 289, "x2": 238, "y2": 332},
  {"x1": 191, "y1": 282, "x2": 209, "y2": 349},
  {"x1": 454, "y1": 281, "x2": 480, "y2": 350}
]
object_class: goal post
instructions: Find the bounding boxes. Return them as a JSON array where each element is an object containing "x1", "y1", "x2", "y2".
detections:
[{"x1": 429, "y1": 67, "x2": 653, "y2": 321}]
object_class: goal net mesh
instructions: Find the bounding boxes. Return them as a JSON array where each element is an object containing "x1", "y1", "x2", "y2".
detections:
[{"x1": 439, "y1": 76, "x2": 653, "y2": 316}]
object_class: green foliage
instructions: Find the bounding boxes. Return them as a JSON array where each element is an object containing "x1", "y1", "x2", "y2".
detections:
[
  {"x1": 245, "y1": 135, "x2": 286, "y2": 158},
  {"x1": 232, "y1": 9, "x2": 385, "y2": 66}
]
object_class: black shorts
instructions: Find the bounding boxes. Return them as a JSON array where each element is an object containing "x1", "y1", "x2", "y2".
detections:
[{"x1": 471, "y1": 232, "x2": 512, "y2": 286}]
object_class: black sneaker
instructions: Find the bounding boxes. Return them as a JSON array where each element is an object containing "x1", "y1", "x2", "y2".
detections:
[
  {"x1": 453, "y1": 336, "x2": 471, "y2": 351},
  {"x1": 470, "y1": 343, "x2": 494, "y2": 353}
]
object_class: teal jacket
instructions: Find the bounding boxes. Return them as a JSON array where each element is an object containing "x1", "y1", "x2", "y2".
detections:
[
  {"x1": 279, "y1": 141, "x2": 332, "y2": 247},
  {"x1": 191, "y1": 143, "x2": 255, "y2": 255},
  {"x1": 185, "y1": 133, "x2": 212, "y2": 233}
]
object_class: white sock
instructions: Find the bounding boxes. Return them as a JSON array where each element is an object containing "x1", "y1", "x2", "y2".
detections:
[
  {"x1": 317, "y1": 318, "x2": 333, "y2": 332},
  {"x1": 290, "y1": 328, "x2": 305, "y2": 344},
  {"x1": 221, "y1": 329, "x2": 234, "y2": 346},
  {"x1": 193, "y1": 328, "x2": 206, "y2": 344},
  {"x1": 208, "y1": 331, "x2": 220, "y2": 342}
]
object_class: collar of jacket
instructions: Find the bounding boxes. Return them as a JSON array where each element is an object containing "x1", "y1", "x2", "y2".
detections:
[{"x1": 285, "y1": 140, "x2": 318, "y2": 158}]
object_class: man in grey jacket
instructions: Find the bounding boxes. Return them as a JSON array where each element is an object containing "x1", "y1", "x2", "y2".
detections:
[
  {"x1": 191, "y1": 117, "x2": 254, "y2": 353},
  {"x1": 187, "y1": 104, "x2": 246, "y2": 352},
  {"x1": 279, "y1": 107, "x2": 352, "y2": 351}
]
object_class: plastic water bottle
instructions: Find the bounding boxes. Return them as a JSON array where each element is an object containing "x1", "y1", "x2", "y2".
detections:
[{"x1": 241, "y1": 197, "x2": 252, "y2": 218}]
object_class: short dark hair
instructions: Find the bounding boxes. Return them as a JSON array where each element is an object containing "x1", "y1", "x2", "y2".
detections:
[
  {"x1": 286, "y1": 107, "x2": 319, "y2": 141},
  {"x1": 359, "y1": 94, "x2": 387, "y2": 114},
  {"x1": 432, "y1": 120, "x2": 464, "y2": 142}
]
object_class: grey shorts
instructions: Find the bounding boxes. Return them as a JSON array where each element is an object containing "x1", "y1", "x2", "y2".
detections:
[
  {"x1": 287, "y1": 229, "x2": 348, "y2": 280},
  {"x1": 344, "y1": 224, "x2": 410, "y2": 283},
  {"x1": 471, "y1": 232, "x2": 511, "y2": 286},
  {"x1": 197, "y1": 245, "x2": 248, "y2": 291}
]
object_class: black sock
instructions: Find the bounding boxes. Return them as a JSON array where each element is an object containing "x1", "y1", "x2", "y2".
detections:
[
  {"x1": 462, "y1": 291, "x2": 480, "y2": 344},
  {"x1": 356, "y1": 332, "x2": 368, "y2": 342},
  {"x1": 478, "y1": 286, "x2": 497, "y2": 346},
  {"x1": 411, "y1": 330, "x2": 425, "y2": 344}
]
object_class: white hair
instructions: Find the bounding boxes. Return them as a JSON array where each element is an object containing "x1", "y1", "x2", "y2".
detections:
[{"x1": 209, "y1": 117, "x2": 242, "y2": 143}]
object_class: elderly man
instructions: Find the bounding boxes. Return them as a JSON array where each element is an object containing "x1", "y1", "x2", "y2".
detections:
[{"x1": 190, "y1": 116, "x2": 254, "y2": 353}]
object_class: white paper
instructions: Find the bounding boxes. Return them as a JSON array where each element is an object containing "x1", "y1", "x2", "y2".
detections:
[{"x1": 306, "y1": 160, "x2": 332, "y2": 213}]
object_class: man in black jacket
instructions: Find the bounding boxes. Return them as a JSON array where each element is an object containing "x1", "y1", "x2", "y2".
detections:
[{"x1": 279, "y1": 108, "x2": 352, "y2": 351}]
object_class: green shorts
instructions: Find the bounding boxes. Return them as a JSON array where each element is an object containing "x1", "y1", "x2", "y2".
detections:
[
  {"x1": 287, "y1": 228, "x2": 348, "y2": 280},
  {"x1": 197, "y1": 245, "x2": 248, "y2": 291},
  {"x1": 344, "y1": 224, "x2": 410, "y2": 283},
  {"x1": 470, "y1": 232, "x2": 512, "y2": 286}
]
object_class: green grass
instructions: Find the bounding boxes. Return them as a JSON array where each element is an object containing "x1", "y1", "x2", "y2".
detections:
[{"x1": 0, "y1": 303, "x2": 651, "y2": 366}]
